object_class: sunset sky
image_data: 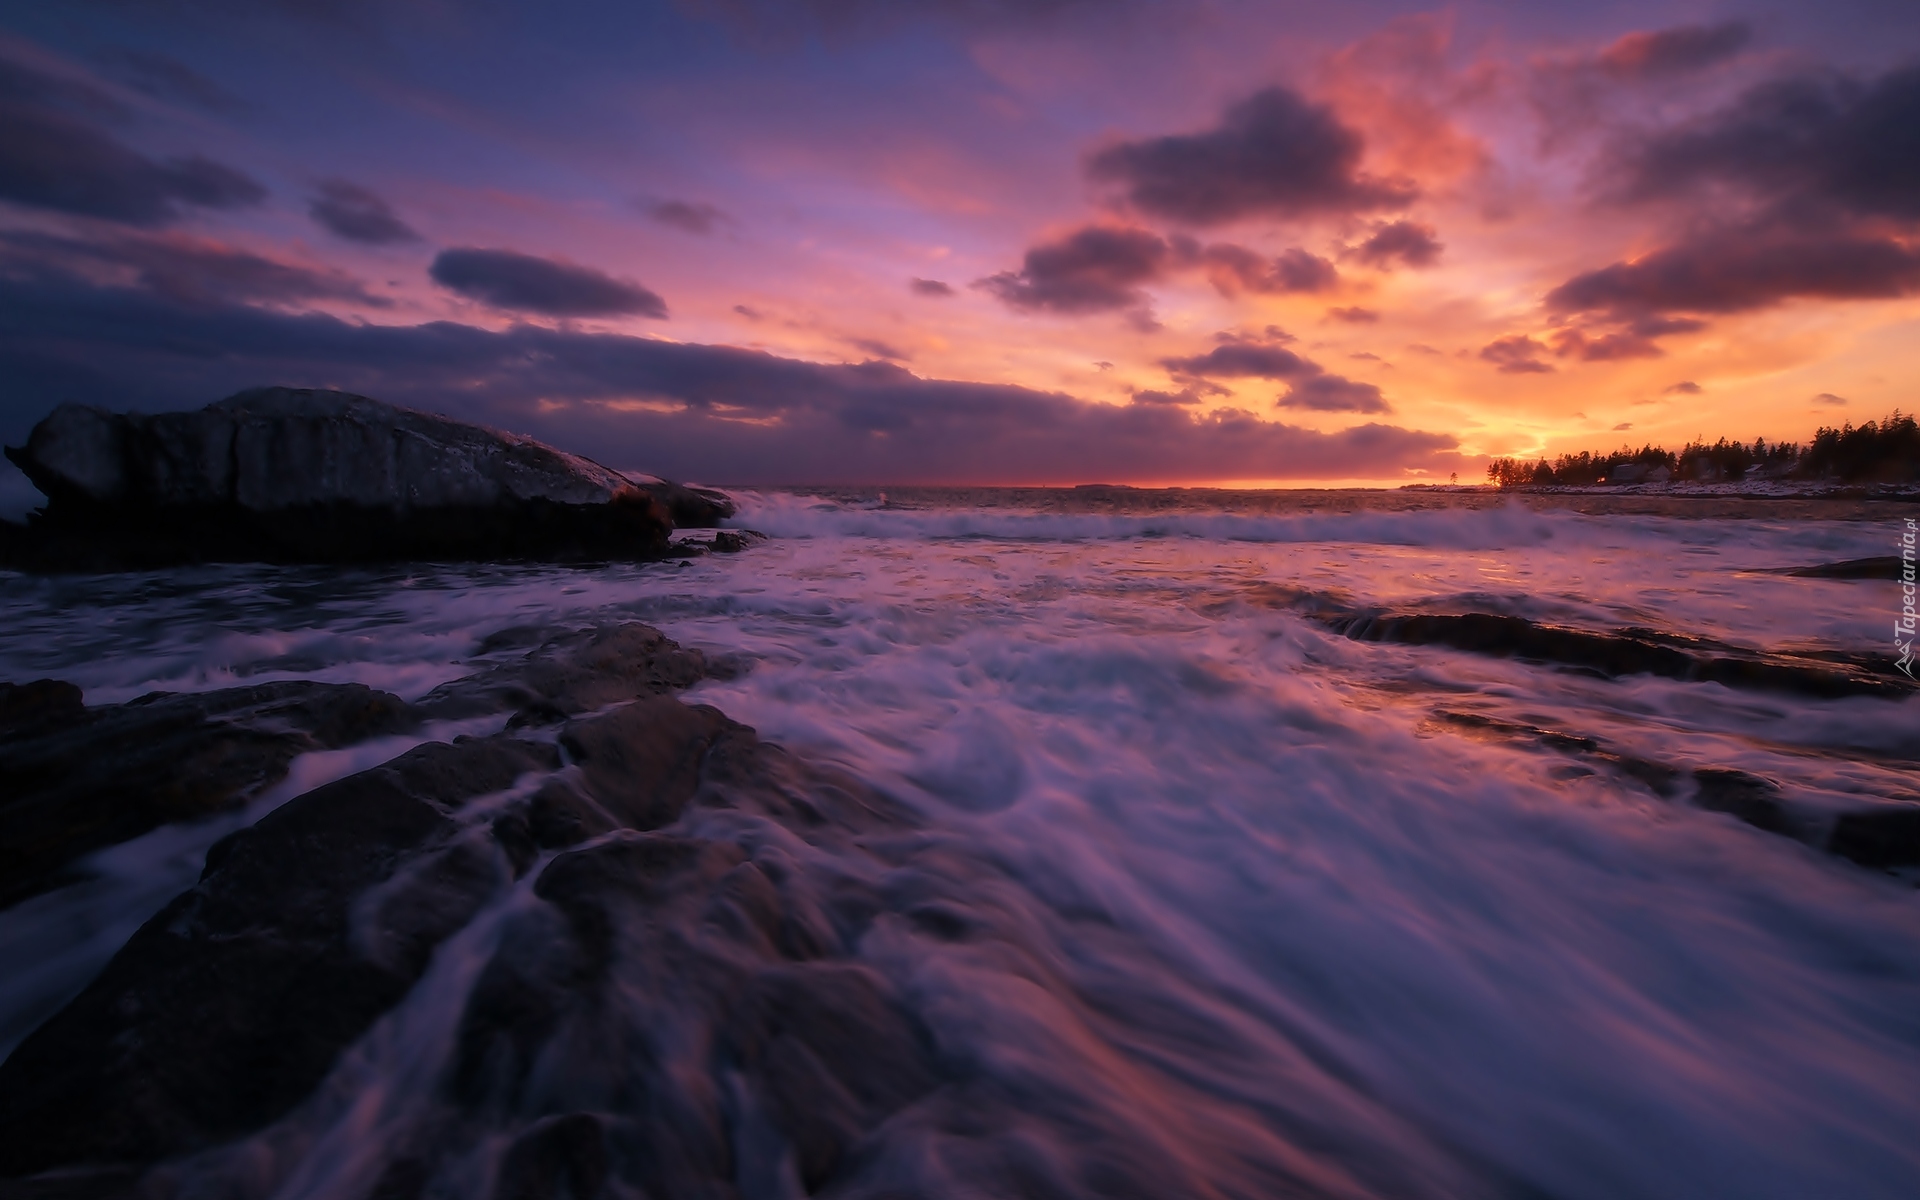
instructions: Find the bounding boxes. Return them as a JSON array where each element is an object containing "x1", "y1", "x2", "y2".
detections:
[{"x1": 1, "y1": 0, "x2": 1917, "y2": 491}]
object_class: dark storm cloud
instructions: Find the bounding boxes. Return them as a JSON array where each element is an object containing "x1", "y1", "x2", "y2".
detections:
[
  {"x1": 1160, "y1": 341, "x2": 1316, "y2": 380},
  {"x1": 0, "y1": 229, "x2": 390, "y2": 308},
  {"x1": 1596, "y1": 22, "x2": 1752, "y2": 80},
  {"x1": 1086, "y1": 86, "x2": 1416, "y2": 226},
  {"x1": 1614, "y1": 62, "x2": 1920, "y2": 219},
  {"x1": 1348, "y1": 220, "x2": 1442, "y2": 269},
  {"x1": 1186, "y1": 241, "x2": 1340, "y2": 295},
  {"x1": 0, "y1": 58, "x2": 264, "y2": 226},
  {"x1": 308, "y1": 179, "x2": 420, "y2": 245},
  {"x1": 1545, "y1": 229, "x2": 1920, "y2": 319},
  {"x1": 909, "y1": 277, "x2": 954, "y2": 297},
  {"x1": 1480, "y1": 335, "x2": 1554, "y2": 374},
  {"x1": 0, "y1": 267, "x2": 1463, "y2": 484},
  {"x1": 1275, "y1": 375, "x2": 1391, "y2": 414},
  {"x1": 645, "y1": 199, "x2": 729, "y2": 235},
  {"x1": 975, "y1": 225, "x2": 1168, "y2": 315},
  {"x1": 430, "y1": 248, "x2": 669, "y2": 318}
]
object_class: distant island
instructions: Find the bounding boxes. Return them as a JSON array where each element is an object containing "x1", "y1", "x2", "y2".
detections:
[{"x1": 1485, "y1": 411, "x2": 1920, "y2": 488}]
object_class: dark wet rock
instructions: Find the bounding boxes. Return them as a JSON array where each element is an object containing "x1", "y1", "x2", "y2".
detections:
[
  {"x1": 0, "y1": 618, "x2": 941, "y2": 1196},
  {"x1": 1691, "y1": 768, "x2": 1794, "y2": 836},
  {"x1": 1828, "y1": 805, "x2": 1920, "y2": 868},
  {"x1": 1431, "y1": 708, "x2": 1919, "y2": 877},
  {"x1": 0, "y1": 679, "x2": 84, "y2": 730},
  {"x1": 0, "y1": 679, "x2": 418, "y2": 909},
  {"x1": 421, "y1": 623, "x2": 711, "y2": 726},
  {"x1": 0, "y1": 733, "x2": 556, "y2": 1178},
  {"x1": 1433, "y1": 710, "x2": 1685, "y2": 797},
  {"x1": 1240, "y1": 583, "x2": 1913, "y2": 700},
  {"x1": 523, "y1": 775, "x2": 620, "y2": 849},
  {"x1": 1783, "y1": 556, "x2": 1903, "y2": 579},
  {"x1": 494, "y1": 1113, "x2": 610, "y2": 1200},
  {"x1": 0, "y1": 388, "x2": 735, "y2": 569},
  {"x1": 447, "y1": 826, "x2": 937, "y2": 1197},
  {"x1": 630, "y1": 476, "x2": 737, "y2": 528},
  {"x1": 1336, "y1": 611, "x2": 1912, "y2": 700},
  {"x1": 558, "y1": 696, "x2": 732, "y2": 830}
]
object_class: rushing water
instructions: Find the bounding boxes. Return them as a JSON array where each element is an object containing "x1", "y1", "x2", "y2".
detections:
[{"x1": 3, "y1": 488, "x2": 1918, "y2": 1198}]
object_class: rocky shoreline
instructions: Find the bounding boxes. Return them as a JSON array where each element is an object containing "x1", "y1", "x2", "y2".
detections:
[
  {"x1": 2, "y1": 388, "x2": 739, "y2": 571},
  {"x1": 1229, "y1": 580, "x2": 1920, "y2": 875},
  {"x1": 0, "y1": 621, "x2": 946, "y2": 1197}
]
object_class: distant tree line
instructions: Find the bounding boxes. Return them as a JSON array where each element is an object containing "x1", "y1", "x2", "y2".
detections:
[{"x1": 1486, "y1": 411, "x2": 1919, "y2": 488}]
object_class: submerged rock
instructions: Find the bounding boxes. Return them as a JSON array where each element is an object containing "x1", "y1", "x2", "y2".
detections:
[
  {"x1": 0, "y1": 678, "x2": 418, "y2": 909},
  {"x1": 1333, "y1": 609, "x2": 1912, "y2": 700},
  {"x1": 0, "y1": 733, "x2": 559, "y2": 1177},
  {"x1": 1430, "y1": 708, "x2": 1919, "y2": 876},
  {"x1": 1, "y1": 387, "x2": 736, "y2": 568},
  {"x1": 1783, "y1": 556, "x2": 1903, "y2": 579}
]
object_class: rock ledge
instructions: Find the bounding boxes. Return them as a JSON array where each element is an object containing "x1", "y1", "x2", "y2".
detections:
[{"x1": 2, "y1": 387, "x2": 736, "y2": 568}]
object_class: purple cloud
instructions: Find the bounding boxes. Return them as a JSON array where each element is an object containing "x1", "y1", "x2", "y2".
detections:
[
  {"x1": 431, "y1": 248, "x2": 669, "y2": 318},
  {"x1": 1086, "y1": 86, "x2": 1416, "y2": 226}
]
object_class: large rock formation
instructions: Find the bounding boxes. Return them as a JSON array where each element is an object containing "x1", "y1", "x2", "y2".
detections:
[{"x1": 1, "y1": 388, "x2": 736, "y2": 568}]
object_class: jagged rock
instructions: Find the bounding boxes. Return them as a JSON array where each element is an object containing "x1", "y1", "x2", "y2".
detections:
[
  {"x1": 1691, "y1": 768, "x2": 1794, "y2": 835},
  {"x1": 419, "y1": 622, "x2": 714, "y2": 726},
  {"x1": 0, "y1": 679, "x2": 418, "y2": 909},
  {"x1": 556, "y1": 696, "x2": 733, "y2": 830},
  {"x1": 1430, "y1": 708, "x2": 1920, "y2": 876},
  {"x1": 1334, "y1": 611, "x2": 1912, "y2": 700},
  {"x1": 0, "y1": 623, "x2": 933, "y2": 1197},
  {"x1": 1, "y1": 387, "x2": 735, "y2": 568},
  {"x1": 624, "y1": 473, "x2": 738, "y2": 529},
  {"x1": 0, "y1": 733, "x2": 558, "y2": 1177},
  {"x1": 1239, "y1": 583, "x2": 1913, "y2": 701}
]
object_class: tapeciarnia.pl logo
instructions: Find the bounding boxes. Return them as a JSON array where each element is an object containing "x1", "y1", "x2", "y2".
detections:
[{"x1": 1899, "y1": 517, "x2": 1917, "y2": 679}]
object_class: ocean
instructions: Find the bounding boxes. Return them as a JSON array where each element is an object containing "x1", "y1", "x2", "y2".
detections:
[{"x1": 3, "y1": 487, "x2": 1917, "y2": 1198}]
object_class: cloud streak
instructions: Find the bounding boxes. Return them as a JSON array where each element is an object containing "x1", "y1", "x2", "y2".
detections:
[
  {"x1": 1595, "y1": 22, "x2": 1751, "y2": 80},
  {"x1": 308, "y1": 180, "x2": 420, "y2": 244},
  {"x1": 0, "y1": 58, "x2": 264, "y2": 226},
  {"x1": 1546, "y1": 229, "x2": 1920, "y2": 319},
  {"x1": 430, "y1": 248, "x2": 669, "y2": 318},
  {"x1": 0, "y1": 228, "x2": 391, "y2": 308},
  {"x1": 645, "y1": 199, "x2": 729, "y2": 235}
]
